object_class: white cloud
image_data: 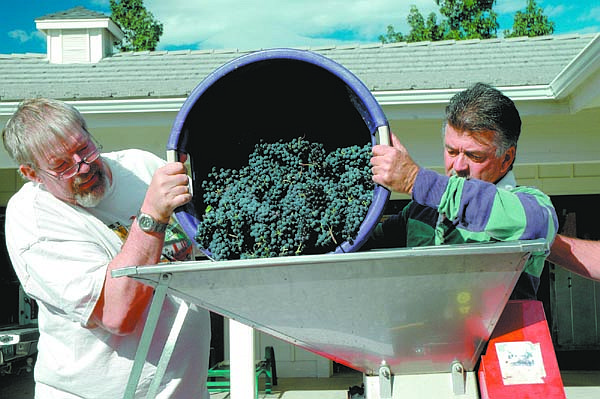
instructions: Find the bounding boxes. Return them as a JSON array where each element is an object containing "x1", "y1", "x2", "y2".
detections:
[
  {"x1": 8, "y1": 29, "x2": 45, "y2": 47},
  {"x1": 543, "y1": 4, "x2": 570, "y2": 19},
  {"x1": 580, "y1": 6, "x2": 600, "y2": 22},
  {"x1": 8, "y1": 30, "x2": 31, "y2": 43},
  {"x1": 573, "y1": 6, "x2": 600, "y2": 34},
  {"x1": 145, "y1": 0, "x2": 438, "y2": 50},
  {"x1": 142, "y1": 0, "x2": 598, "y2": 50}
]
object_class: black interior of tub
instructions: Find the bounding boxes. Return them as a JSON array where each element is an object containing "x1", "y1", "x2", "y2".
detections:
[{"x1": 178, "y1": 58, "x2": 374, "y2": 214}]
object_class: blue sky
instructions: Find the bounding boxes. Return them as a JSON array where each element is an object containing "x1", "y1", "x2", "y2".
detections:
[{"x1": 1, "y1": 0, "x2": 598, "y2": 54}]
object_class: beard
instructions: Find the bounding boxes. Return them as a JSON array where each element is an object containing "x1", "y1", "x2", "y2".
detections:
[{"x1": 72, "y1": 164, "x2": 110, "y2": 208}]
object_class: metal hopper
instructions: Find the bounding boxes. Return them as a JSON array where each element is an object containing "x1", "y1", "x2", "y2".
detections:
[{"x1": 114, "y1": 239, "x2": 546, "y2": 398}]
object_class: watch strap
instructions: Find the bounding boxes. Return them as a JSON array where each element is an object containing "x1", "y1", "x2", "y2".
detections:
[{"x1": 136, "y1": 211, "x2": 168, "y2": 233}]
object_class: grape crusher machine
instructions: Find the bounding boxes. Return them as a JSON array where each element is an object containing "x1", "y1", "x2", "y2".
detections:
[{"x1": 116, "y1": 49, "x2": 564, "y2": 398}]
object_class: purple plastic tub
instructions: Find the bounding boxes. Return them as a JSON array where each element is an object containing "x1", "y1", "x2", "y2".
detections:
[{"x1": 167, "y1": 48, "x2": 390, "y2": 255}]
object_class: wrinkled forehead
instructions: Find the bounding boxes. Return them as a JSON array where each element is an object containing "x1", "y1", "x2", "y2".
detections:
[
  {"x1": 444, "y1": 124, "x2": 498, "y2": 149},
  {"x1": 33, "y1": 125, "x2": 90, "y2": 165}
]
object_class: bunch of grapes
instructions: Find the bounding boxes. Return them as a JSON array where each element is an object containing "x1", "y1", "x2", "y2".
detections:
[{"x1": 195, "y1": 137, "x2": 374, "y2": 260}]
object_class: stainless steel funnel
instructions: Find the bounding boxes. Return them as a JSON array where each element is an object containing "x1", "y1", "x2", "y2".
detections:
[{"x1": 114, "y1": 240, "x2": 546, "y2": 377}]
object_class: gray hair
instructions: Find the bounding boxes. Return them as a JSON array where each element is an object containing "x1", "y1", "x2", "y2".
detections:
[
  {"x1": 443, "y1": 83, "x2": 521, "y2": 160},
  {"x1": 2, "y1": 98, "x2": 90, "y2": 166}
]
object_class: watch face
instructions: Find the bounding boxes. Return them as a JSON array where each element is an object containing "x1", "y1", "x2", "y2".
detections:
[
  {"x1": 139, "y1": 215, "x2": 153, "y2": 230},
  {"x1": 137, "y1": 212, "x2": 167, "y2": 233}
]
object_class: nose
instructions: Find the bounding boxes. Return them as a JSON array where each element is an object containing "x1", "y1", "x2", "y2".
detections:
[
  {"x1": 78, "y1": 161, "x2": 92, "y2": 174},
  {"x1": 452, "y1": 154, "x2": 469, "y2": 177},
  {"x1": 71, "y1": 152, "x2": 96, "y2": 176}
]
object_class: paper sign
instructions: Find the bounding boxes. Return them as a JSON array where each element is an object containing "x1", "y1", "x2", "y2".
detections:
[{"x1": 496, "y1": 341, "x2": 546, "y2": 385}]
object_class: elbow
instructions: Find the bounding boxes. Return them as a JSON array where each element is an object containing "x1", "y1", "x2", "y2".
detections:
[
  {"x1": 108, "y1": 321, "x2": 140, "y2": 336},
  {"x1": 90, "y1": 294, "x2": 152, "y2": 336},
  {"x1": 106, "y1": 296, "x2": 152, "y2": 335},
  {"x1": 92, "y1": 312, "x2": 143, "y2": 336},
  {"x1": 519, "y1": 206, "x2": 558, "y2": 242}
]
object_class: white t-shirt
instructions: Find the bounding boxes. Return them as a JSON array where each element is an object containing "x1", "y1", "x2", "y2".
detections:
[{"x1": 5, "y1": 149, "x2": 210, "y2": 399}]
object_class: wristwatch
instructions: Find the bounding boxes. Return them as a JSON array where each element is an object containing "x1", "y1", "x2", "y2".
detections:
[{"x1": 136, "y1": 211, "x2": 168, "y2": 233}]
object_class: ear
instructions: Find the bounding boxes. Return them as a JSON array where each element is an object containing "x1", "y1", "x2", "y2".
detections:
[
  {"x1": 19, "y1": 164, "x2": 42, "y2": 183},
  {"x1": 501, "y1": 147, "x2": 516, "y2": 174}
]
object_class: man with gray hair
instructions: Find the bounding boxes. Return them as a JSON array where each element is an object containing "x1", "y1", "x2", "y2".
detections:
[
  {"x1": 369, "y1": 82, "x2": 558, "y2": 299},
  {"x1": 3, "y1": 98, "x2": 210, "y2": 398}
]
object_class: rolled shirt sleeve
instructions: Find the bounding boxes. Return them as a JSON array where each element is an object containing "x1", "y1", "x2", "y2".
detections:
[{"x1": 411, "y1": 168, "x2": 558, "y2": 277}]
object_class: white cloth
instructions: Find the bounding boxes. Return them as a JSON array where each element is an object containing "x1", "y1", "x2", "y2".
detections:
[{"x1": 5, "y1": 149, "x2": 210, "y2": 399}]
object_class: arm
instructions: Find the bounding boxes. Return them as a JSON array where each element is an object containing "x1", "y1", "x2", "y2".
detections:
[
  {"x1": 416, "y1": 170, "x2": 557, "y2": 279},
  {"x1": 371, "y1": 133, "x2": 557, "y2": 243},
  {"x1": 415, "y1": 171, "x2": 558, "y2": 242},
  {"x1": 90, "y1": 161, "x2": 192, "y2": 335},
  {"x1": 548, "y1": 234, "x2": 600, "y2": 281}
]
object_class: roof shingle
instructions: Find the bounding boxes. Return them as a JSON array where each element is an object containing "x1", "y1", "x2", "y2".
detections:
[
  {"x1": 35, "y1": 6, "x2": 109, "y2": 21},
  {"x1": 0, "y1": 33, "x2": 597, "y2": 102}
]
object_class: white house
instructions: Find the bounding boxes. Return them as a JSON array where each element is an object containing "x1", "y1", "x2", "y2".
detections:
[{"x1": 1, "y1": 6, "x2": 600, "y2": 379}]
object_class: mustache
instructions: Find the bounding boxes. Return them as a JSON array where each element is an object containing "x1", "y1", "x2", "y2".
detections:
[
  {"x1": 450, "y1": 169, "x2": 469, "y2": 178},
  {"x1": 73, "y1": 162, "x2": 103, "y2": 187}
]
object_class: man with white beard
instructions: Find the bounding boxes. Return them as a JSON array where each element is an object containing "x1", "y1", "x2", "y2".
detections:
[{"x1": 2, "y1": 98, "x2": 211, "y2": 399}]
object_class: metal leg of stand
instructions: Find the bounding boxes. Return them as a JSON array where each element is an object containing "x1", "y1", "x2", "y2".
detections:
[
  {"x1": 123, "y1": 273, "x2": 173, "y2": 399},
  {"x1": 146, "y1": 300, "x2": 189, "y2": 398}
]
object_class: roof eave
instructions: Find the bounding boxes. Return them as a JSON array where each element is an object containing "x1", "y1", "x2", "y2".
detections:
[
  {"x1": 36, "y1": 18, "x2": 125, "y2": 41},
  {"x1": 373, "y1": 85, "x2": 556, "y2": 105},
  {"x1": 549, "y1": 33, "x2": 600, "y2": 112},
  {"x1": 0, "y1": 98, "x2": 187, "y2": 116},
  {"x1": 0, "y1": 86, "x2": 568, "y2": 117}
]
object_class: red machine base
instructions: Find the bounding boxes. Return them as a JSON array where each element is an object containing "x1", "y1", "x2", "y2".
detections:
[{"x1": 479, "y1": 300, "x2": 566, "y2": 398}]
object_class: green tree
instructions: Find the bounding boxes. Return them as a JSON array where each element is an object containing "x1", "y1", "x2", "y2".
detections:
[
  {"x1": 436, "y1": 0, "x2": 498, "y2": 40},
  {"x1": 406, "y1": 5, "x2": 444, "y2": 42},
  {"x1": 379, "y1": 25, "x2": 405, "y2": 44},
  {"x1": 504, "y1": 0, "x2": 555, "y2": 38},
  {"x1": 110, "y1": 0, "x2": 163, "y2": 51},
  {"x1": 380, "y1": 0, "x2": 499, "y2": 44},
  {"x1": 379, "y1": 6, "x2": 443, "y2": 43}
]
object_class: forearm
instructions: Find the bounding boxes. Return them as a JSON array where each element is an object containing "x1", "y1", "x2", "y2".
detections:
[
  {"x1": 548, "y1": 234, "x2": 600, "y2": 281},
  {"x1": 91, "y1": 222, "x2": 164, "y2": 335},
  {"x1": 414, "y1": 170, "x2": 557, "y2": 242},
  {"x1": 90, "y1": 161, "x2": 191, "y2": 334}
]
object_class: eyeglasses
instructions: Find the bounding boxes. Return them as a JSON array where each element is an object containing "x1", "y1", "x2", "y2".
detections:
[{"x1": 39, "y1": 144, "x2": 103, "y2": 180}]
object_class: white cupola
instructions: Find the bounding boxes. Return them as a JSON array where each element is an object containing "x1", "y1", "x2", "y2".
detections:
[{"x1": 35, "y1": 6, "x2": 124, "y2": 64}]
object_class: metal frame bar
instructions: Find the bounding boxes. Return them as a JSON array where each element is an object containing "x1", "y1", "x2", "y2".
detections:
[{"x1": 123, "y1": 273, "x2": 172, "y2": 399}]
